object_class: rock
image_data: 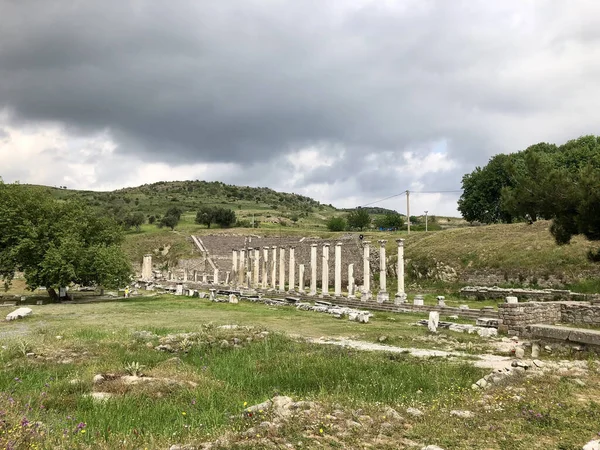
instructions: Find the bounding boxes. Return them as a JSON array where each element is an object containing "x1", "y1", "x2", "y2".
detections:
[
  {"x1": 220, "y1": 340, "x2": 230, "y2": 349},
  {"x1": 406, "y1": 407, "x2": 423, "y2": 417},
  {"x1": 169, "y1": 445, "x2": 197, "y2": 450},
  {"x1": 378, "y1": 336, "x2": 388, "y2": 343},
  {"x1": 6, "y1": 307, "x2": 33, "y2": 321},
  {"x1": 93, "y1": 374, "x2": 105, "y2": 384},
  {"x1": 531, "y1": 343, "x2": 540, "y2": 358},
  {"x1": 475, "y1": 378, "x2": 488, "y2": 389},
  {"x1": 450, "y1": 410, "x2": 474, "y2": 419},
  {"x1": 358, "y1": 415, "x2": 373, "y2": 425},
  {"x1": 583, "y1": 440, "x2": 600, "y2": 450},
  {"x1": 428, "y1": 311, "x2": 439, "y2": 333},
  {"x1": 346, "y1": 419, "x2": 362, "y2": 429},
  {"x1": 448, "y1": 315, "x2": 459, "y2": 320},
  {"x1": 572, "y1": 378, "x2": 586, "y2": 387},
  {"x1": 55, "y1": 335, "x2": 63, "y2": 340},
  {"x1": 422, "y1": 446, "x2": 446, "y2": 450},
  {"x1": 382, "y1": 406, "x2": 403, "y2": 421},
  {"x1": 155, "y1": 344, "x2": 174, "y2": 352},
  {"x1": 514, "y1": 347, "x2": 525, "y2": 359},
  {"x1": 544, "y1": 345, "x2": 552, "y2": 353},
  {"x1": 86, "y1": 392, "x2": 113, "y2": 402},
  {"x1": 471, "y1": 384, "x2": 479, "y2": 390}
]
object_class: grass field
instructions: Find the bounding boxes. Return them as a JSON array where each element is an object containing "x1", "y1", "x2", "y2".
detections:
[{"x1": 1, "y1": 296, "x2": 600, "y2": 449}]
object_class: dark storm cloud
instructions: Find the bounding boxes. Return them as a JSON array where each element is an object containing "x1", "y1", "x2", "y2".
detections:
[{"x1": 1, "y1": 0, "x2": 599, "y2": 205}]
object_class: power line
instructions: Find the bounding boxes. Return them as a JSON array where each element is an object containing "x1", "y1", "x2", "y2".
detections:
[
  {"x1": 359, "y1": 190, "x2": 407, "y2": 208},
  {"x1": 359, "y1": 189, "x2": 462, "y2": 208}
]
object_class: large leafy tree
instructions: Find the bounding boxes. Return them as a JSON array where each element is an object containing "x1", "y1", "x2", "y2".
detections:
[
  {"x1": 0, "y1": 183, "x2": 132, "y2": 301},
  {"x1": 195, "y1": 206, "x2": 236, "y2": 228},
  {"x1": 346, "y1": 208, "x2": 371, "y2": 231}
]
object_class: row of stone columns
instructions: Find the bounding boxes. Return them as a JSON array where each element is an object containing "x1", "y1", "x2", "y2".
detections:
[{"x1": 228, "y1": 239, "x2": 406, "y2": 302}]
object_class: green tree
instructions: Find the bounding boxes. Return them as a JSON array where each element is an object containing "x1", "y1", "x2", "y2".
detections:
[
  {"x1": 374, "y1": 213, "x2": 405, "y2": 229},
  {"x1": 326, "y1": 217, "x2": 347, "y2": 232},
  {"x1": 124, "y1": 211, "x2": 145, "y2": 231},
  {"x1": 346, "y1": 208, "x2": 371, "y2": 231},
  {"x1": 214, "y1": 208, "x2": 236, "y2": 228},
  {"x1": 159, "y1": 214, "x2": 179, "y2": 230},
  {"x1": 195, "y1": 206, "x2": 216, "y2": 228},
  {"x1": 0, "y1": 183, "x2": 132, "y2": 301}
]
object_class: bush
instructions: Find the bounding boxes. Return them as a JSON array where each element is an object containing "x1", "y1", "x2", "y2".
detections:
[{"x1": 326, "y1": 217, "x2": 346, "y2": 231}]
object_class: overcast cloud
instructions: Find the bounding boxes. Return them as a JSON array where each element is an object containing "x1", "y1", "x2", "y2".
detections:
[{"x1": 1, "y1": 0, "x2": 599, "y2": 216}]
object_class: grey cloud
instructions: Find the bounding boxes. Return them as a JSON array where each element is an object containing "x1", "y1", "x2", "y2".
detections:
[{"x1": 1, "y1": 0, "x2": 599, "y2": 208}]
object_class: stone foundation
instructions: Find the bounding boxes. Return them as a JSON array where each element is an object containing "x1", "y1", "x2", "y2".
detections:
[
  {"x1": 499, "y1": 301, "x2": 600, "y2": 336},
  {"x1": 462, "y1": 286, "x2": 599, "y2": 302}
]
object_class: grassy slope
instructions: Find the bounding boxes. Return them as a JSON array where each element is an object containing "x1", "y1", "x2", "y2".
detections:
[{"x1": 403, "y1": 220, "x2": 600, "y2": 289}]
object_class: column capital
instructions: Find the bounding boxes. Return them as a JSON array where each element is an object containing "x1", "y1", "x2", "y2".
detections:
[
  {"x1": 311, "y1": 243, "x2": 318, "y2": 247},
  {"x1": 363, "y1": 240, "x2": 371, "y2": 245},
  {"x1": 289, "y1": 245, "x2": 296, "y2": 249},
  {"x1": 335, "y1": 242, "x2": 343, "y2": 246},
  {"x1": 279, "y1": 245, "x2": 286, "y2": 249},
  {"x1": 272, "y1": 245, "x2": 277, "y2": 249},
  {"x1": 323, "y1": 243, "x2": 331, "y2": 247},
  {"x1": 263, "y1": 246, "x2": 270, "y2": 250},
  {"x1": 395, "y1": 238, "x2": 405, "y2": 246},
  {"x1": 378, "y1": 240, "x2": 387, "y2": 246}
]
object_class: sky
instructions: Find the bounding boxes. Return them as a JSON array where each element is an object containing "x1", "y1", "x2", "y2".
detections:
[{"x1": 1, "y1": 0, "x2": 599, "y2": 216}]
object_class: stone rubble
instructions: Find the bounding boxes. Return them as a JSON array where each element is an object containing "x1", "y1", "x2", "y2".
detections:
[{"x1": 6, "y1": 307, "x2": 33, "y2": 321}]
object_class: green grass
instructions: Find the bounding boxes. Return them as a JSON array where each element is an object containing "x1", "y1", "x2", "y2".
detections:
[{"x1": 1, "y1": 296, "x2": 600, "y2": 449}]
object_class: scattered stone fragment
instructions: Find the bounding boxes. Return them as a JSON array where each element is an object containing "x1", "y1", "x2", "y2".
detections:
[
  {"x1": 475, "y1": 378, "x2": 488, "y2": 389},
  {"x1": 583, "y1": 441, "x2": 600, "y2": 450},
  {"x1": 572, "y1": 378, "x2": 586, "y2": 387},
  {"x1": 85, "y1": 392, "x2": 114, "y2": 402},
  {"x1": 382, "y1": 406, "x2": 403, "y2": 421},
  {"x1": 531, "y1": 343, "x2": 540, "y2": 358},
  {"x1": 422, "y1": 446, "x2": 446, "y2": 450},
  {"x1": 406, "y1": 407, "x2": 423, "y2": 417},
  {"x1": 6, "y1": 307, "x2": 33, "y2": 321},
  {"x1": 450, "y1": 410, "x2": 475, "y2": 419},
  {"x1": 378, "y1": 336, "x2": 388, "y2": 343},
  {"x1": 533, "y1": 359, "x2": 544, "y2": 368},
  {"x1": 93, "y1": 374, "x2": 105, "y2": 384},
  {"x1": 514, "y1": 347, "x2": 525, "y2": 359}
]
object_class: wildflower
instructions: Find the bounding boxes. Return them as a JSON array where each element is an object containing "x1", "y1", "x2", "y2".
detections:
[
  {"x1": 244, "y1": 402, "x2": 248, "y2": 407},
  {"x1": 319, "y1": 428, "x2": 323, "y2": 433},
  {"x1": 182, "y1": 412, "x2": 187, "y2": 416}
]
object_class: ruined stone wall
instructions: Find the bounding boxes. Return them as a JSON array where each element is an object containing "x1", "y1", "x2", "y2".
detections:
[
  {"x1": 461, "y1": 286, "x2": 598, "y2": 302},
  {"x1": 498, "y1": 302, "x2": 562, "y2": 335},
  {"x1": 560, "y1": 303, "x2": 600, "y2": 326},
  {"x1": 499, "y1": 301, "x2": 600, "y2": 335}
]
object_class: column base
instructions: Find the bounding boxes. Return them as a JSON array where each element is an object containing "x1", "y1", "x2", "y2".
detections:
[
  {"x1": 394, "y1": 293, "x2": 407, "y2": 305},
  {"x1": 308, "y1": 291, "x2": 317, "y2": 297},
  {"x1": 377, "y1": 291, "x2": 389, "y2": 303},
  {"x1": 361, "y1": 291, "x2": 372, "y2": 302}
]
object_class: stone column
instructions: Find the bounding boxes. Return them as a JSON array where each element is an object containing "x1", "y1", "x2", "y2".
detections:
[
  {"x1": 334, "y1": 242, "x2": 342, "y2": 297},
  {"x1": 193, "y1": 270, "x2": 198, "y2": 282},
  {"x1": 321, "y1": 243, "x2": 330, "y2": 297},
  {"x1": 253, "y1": 248, "x2": 260, "y2": 288},
  {"x1": 231, "y1": 250, "x2": 238, "y2": 286},
  {"x1": 298, "y1": 264, "x2": 305, "y2": 293},
  {"x1": 279, "y1": 247, "x2": 286, "y2": 292},
  {"x1": 262, "y1": 247, "x2": 269, "y2": 289},
  {"x1": 271, "y1": 246, "x2": 278, "y2": 289},
  {"x1": 239, "y1": 249, "x2": 246, "y2": 286},
  {"x1": 142, "y1": 254, "x2": 152, "y2": 281},
  {"x1": 362, "y1": 241, "x2": 371, "y2": 301},
  {"x1": 395, "y1": 239, "x2": 407, "y2": 304},
  {"x1": 202, "y1": 273, "x2": 208, "y2": 284},
  {"x1": 168, "y1": 271, "x2": 173, "y2": 281},
  {"x1": 377, "y1": 240, "x2": 389, "y2": 303},
  {"x1": 247, "y1": 247, "x2": 254, "y2": 287},
  {"x1": 310, "y1": 244, "x2": 318, "y2": 296},
  {"x1": 348, "y1": 264, "x2": 355, "y2": 298},
  {"x1": 225, "y1": 271, "x2": 230, "y2": 285},
  {"x1": 288, "y1": 246, "x2": 296, "y2": 292},
  {"x1": 183, "y1": 269, "x2": 188, "y2": 282},
  {"x1": 213, "y1": 268, "x2": 219, "y2": 285}
]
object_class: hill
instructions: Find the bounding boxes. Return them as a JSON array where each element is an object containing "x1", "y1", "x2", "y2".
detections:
[{"x1": 402, "y1": 220, "x2": 600, "y2": 291}]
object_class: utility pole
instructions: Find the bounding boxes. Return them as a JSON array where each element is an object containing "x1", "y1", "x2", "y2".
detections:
[
  {"x1": 424, "y1": 210, "x2": 428, "y2": 232},
  {"x1": 406, "y1": 190, "x2": 410, "y2": 234}
]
